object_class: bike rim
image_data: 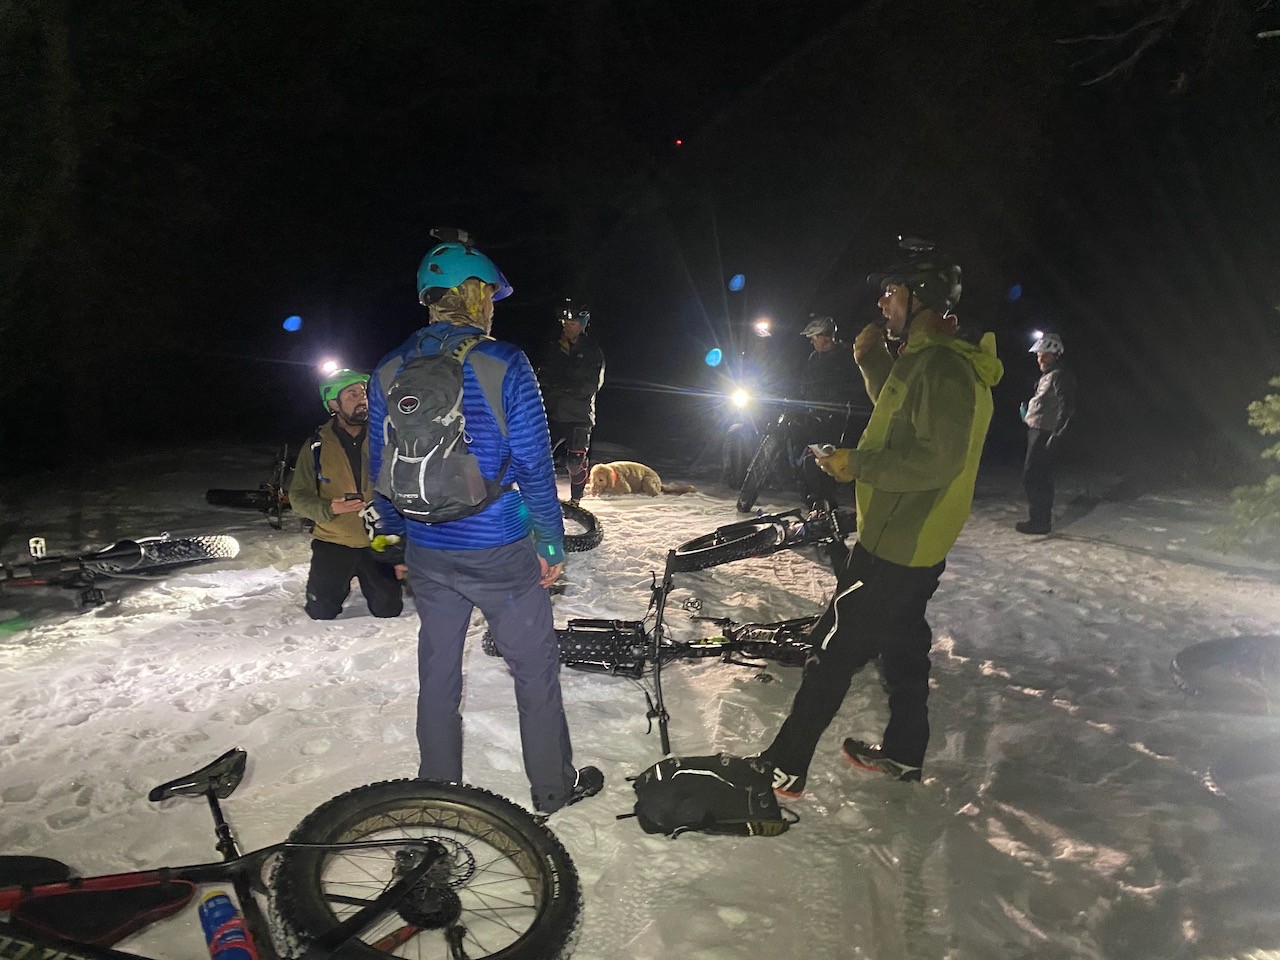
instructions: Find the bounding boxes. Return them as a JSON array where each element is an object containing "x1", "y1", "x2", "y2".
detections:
[{"x1": 311, "y1": 800, "x2": 552, "y2": 958}]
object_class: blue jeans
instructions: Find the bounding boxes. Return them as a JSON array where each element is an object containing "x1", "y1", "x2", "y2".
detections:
[{"x1": 405, "y1": 536, "x2": 577, "y2": 812}]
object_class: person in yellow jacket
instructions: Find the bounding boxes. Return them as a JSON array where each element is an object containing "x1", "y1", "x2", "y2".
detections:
[
  {"x1": 288, "y1": 369, "x2": 403, "y2": 621},
  {"x1": 759, "y1": 239, "x2": 1003, "y2": 792}
]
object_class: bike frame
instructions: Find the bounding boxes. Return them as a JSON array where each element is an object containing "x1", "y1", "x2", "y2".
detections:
[{"x1": 0, "y1": 768, "x2": 449, "y2": 960}]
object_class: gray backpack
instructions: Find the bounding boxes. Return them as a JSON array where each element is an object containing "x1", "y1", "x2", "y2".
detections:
[{"x1": 375, "y1": 330, "x2": 510, "y2": 524}]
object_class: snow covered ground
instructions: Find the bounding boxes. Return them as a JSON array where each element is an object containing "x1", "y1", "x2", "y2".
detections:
[{"x1": 3, "y1": 444, "x2": 1280, "y2": 960}]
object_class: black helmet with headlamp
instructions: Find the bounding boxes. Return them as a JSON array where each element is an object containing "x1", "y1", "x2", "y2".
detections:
[{"x1": 867, "y1": 237, "x2": 962, "y2": 327}]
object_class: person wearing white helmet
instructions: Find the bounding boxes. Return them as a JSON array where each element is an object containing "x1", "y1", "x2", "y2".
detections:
[{"x1": 1017, "y1": 332, "x2": 1077, "y2": 534}]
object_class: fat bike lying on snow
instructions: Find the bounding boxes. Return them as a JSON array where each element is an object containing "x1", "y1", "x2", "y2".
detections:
[
  {"x1": 484, "y1": 504, "x2": 852, "y2": 754},
  {"x1": 0, "y1": 748, "x2": 582, "y2": 960},
  {"x1": 0, "y1": 534, "x2": 240, "y2": 608},
  {"x1": 482, "y1": 612, "x2": 818, "y2": 679}
]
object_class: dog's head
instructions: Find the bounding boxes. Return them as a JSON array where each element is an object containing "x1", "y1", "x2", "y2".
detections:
[{"x1": 586, "y1": 463, "x2": 616, "y2": 496}]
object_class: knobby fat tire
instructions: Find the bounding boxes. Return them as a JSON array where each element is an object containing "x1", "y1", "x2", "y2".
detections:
[
  {"x1": 268, "y1": 779, "x2": 582, "y2": 960},
  {"x1": 669, "y1": 521, "x2": 782, "y2": 573},
  {"x1": 736, "y1": 433, "x2": 783, "y2": 513},
  {"x1": 561, "y1": 500, "x2": 602, "y2": 553},
  {"x1": 83, "y1": 536, "x2": 239, "y2": 575}
]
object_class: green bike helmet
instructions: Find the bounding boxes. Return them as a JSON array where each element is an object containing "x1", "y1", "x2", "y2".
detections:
[
  {"x1": 416, "y1": 228, "x2": 513, "y2": 305},
  {"x1": 320, "y1": 369, "x2": 369, "y2": 411},
  {"x1": 867, "y1": 237, "x2": 962, "y2": 314}
]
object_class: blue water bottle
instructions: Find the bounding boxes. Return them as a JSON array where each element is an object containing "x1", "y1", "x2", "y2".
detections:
[{"x1": 197, "y1": 891, "x2": 260, "y2": 960}]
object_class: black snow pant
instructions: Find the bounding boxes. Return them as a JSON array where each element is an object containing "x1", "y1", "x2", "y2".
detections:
[
  {"x1": 548, "y1": 420, "x2": 592, "y2": 501},
  {"x1": 405, "y1": 537, "x2": 578, "y2": 814},
  {"x1": 304, "y1": 539, "x2": 403, "y2": 620},
  {"x1": 762, "y1": 543, "x2": 944, "y2": 778},
  {"x1": 1022, "y1": 427, "x2": 1055, "y2": 529}
]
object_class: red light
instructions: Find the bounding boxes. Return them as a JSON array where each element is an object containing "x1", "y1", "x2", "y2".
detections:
[{"x1": 674, "y1": 138, "x2": 683, "y2": 147}]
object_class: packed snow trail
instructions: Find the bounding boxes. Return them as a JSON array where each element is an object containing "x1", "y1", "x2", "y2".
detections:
[{"x1": 2, "y1": 445, "x2": 1280, "y2": 959}]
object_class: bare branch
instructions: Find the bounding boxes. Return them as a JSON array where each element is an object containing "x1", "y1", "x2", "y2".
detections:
[{"x1": 1055, "y1": 13, "x2": 1173, "y2": 44}]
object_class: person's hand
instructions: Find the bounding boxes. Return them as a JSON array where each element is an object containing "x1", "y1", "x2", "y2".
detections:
[
  {"x1": 1018, "y1": 402, "x2": 1028, "y2": 423},
  {"x1": 816, "y1": 448, "x2": 858, "y2": 482},
  {"x1": 853, "y1": 322, "x2": 886, "y2": 362},
  {"x1": 539, "y1": 557, "x2": 564, "y2": 588},
  {"x1": 394, "y1": 563, "x2": 408, "y2": 581},
  {"x1": 331, "y1": 496, "x2": 364, "y2": 515}
]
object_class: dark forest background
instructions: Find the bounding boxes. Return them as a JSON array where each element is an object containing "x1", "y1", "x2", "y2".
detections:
[{"x1": 4, "y1": 0, "x2": 1279, "y2": 484}]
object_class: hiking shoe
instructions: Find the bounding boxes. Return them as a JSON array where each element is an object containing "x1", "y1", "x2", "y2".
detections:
[
  {"x1": 566, "y1": 765, "x2": 605, "y2": 806},
  {"x1": 753, "y1": 757, "x2": 805, "y2": 798},
  {"x1": 1015, "y1": 521, "x2": 1051, "y2": 535},
  {"x1": 842, "y1": 739, "x2": 922, "y2": 783},
  {"x1": 533, "y1": 766, "x2": 604, "y2": 814}
]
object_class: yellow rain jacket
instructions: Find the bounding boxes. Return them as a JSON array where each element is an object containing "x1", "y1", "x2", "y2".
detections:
[{"x1": 848, "y1": 331, "x2": 1004, "y2": 567}]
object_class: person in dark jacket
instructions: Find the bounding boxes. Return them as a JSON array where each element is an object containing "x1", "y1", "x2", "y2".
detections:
[
  {"x1": 798, "y1": 315, "x2": 867, "y2": 422},
  {"x1": 796, "y1": 315, "x2": 872, "y2": 511},
  {"x1": 1017, "y1": 333, "x2": 1077, "y2": 535},
  {"x1": 537, "y1": 303, "x2": 605, "y2": 504},
  {"x1": 366, "y1": 233, "x2": 602, "y2": 816},
  {"x1": 288, "y1": 369, "x2": 403, "y2": 621}
]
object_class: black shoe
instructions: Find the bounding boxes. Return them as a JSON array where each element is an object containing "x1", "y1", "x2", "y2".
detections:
[
  {"x1": 1015, "y1": 521, "x2": 1051, "y2": 535},
  {"x1": 842, "y1": 739, "x2": 922, "y2": 782},
  {"x1": 754, "y1": 755, "x2": 805, "y2": 798},
  {"x1": 533, "y1": 765, "x2": 604, "y2": 815},
  {"x1": 567, "y1": 765, "x2": 604, "y2": 806}
]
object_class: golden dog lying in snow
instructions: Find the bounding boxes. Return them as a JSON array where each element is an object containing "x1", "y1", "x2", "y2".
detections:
[{"x1": 585, "y1": 461, "x2": 697, "y2": 497}]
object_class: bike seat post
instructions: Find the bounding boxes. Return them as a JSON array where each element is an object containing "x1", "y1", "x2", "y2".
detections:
[{"x1": 205, "y1": 789, "x2": 241, "y2": 861}]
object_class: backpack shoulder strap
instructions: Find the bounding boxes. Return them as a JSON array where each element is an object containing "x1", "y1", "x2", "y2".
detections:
[
  {"x1": 454, "y1": 336, "x2": 510, "y2": 438},
  {"x1": 310, "y1": 427, "x2": 326, "y2": 493}
]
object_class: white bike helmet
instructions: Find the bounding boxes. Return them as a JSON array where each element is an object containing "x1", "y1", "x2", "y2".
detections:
[
  {"x1": 801, "y1": 315, "x2": 837, "y2": 338},
  {"x1": 1030, "y1": 333, "x2": 1065, "y2": 355}
]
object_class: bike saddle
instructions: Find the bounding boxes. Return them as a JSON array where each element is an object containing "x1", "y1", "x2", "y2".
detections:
[
  {"x1": 0, "y1": 855, "x2": 72, "y2": 886},
  {"x1": 147, "y1": 748, "x2": 247, "y2": 801}
]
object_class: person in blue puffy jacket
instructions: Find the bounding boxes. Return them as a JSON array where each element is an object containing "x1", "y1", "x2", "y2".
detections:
[{"x1": 366, "y1": 230, "x2": 603, "y2": 815}]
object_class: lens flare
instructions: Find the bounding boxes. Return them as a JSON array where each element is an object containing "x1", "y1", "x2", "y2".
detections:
[
  {"x1": 320, "y1": 359, "x2": 340, "y2": 375},
  {"x1": 283, "y1": 315, "x2": 303, "y2": 331},
  {"x1": 730, "y1": 388, "x2": 750, "y2": 408},
  {"x1": 705, "y1": 348, "x2": 723, "y2": 367},
  {"x1": 728, "y1": 274, "x2": 746, "y2": 292}
]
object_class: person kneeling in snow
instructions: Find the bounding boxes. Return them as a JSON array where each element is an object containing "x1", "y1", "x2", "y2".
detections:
[
  {"x1": 288, "y1": 370, "x2": 404, "y2": 621},
  {"x1": 758, "y1": 239, "x2": 1002, "y2": 792}
]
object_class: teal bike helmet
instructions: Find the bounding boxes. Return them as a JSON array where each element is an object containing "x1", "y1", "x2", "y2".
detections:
[
  {"x1": 416, "y1": 228, "x2": 513, "y2": 305},
  {"x1": 320, "y1": 369, "x2": 369, "y2": 411}
]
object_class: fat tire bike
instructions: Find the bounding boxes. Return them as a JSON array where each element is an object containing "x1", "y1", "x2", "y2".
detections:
[
  {"x1": 0, "y1": 748, "x2": 581, "y2": 960},
  {"x1": 481, "y1": 613, "x2": 817, "y2": 679},
  {"x1": 669, "y1": 505, "x2": 857, "y2": 573},
  {"x1": 734, "y1": 399, "x2": 868, "y2": 514},
  {"x1": 1, "y1": 534, "x2": 240, "y2": 608},
  {"x1": 206, "y1": 446, "x2": 294, "y2": 530}
]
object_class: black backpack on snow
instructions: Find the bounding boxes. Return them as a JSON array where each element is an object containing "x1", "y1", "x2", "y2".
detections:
[
  {"x1": 630, "y1": 753, "x2": 794, "y2": 839},
  {"x1": 374, "y1": 329, "x2": 510, "y2": 524}
]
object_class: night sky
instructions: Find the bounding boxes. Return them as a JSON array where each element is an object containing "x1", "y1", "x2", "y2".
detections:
[{"x1": 5, "y1": 1, "x2": 1279, "y2": 478}]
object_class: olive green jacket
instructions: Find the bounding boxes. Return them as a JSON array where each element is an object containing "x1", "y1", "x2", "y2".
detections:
[
  {"x1": 849, "y1": 331, "x2": 1004, "y2": 567},
  {"x1": 288, "y1": 421, "x2": 373, "y2": 548}
]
